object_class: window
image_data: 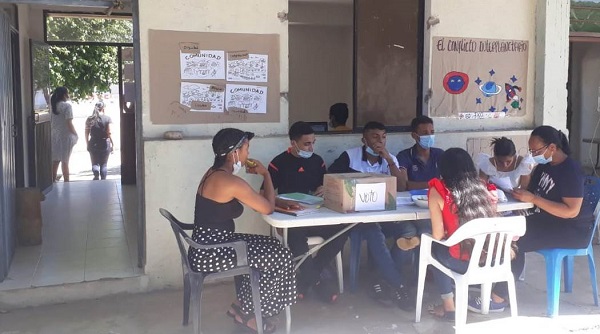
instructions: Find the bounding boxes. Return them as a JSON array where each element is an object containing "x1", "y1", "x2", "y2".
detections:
[
  {"x1": 571, "y1": 1, "x2": 600, "y2": 33},
  {"x1": 288, "y1": 0, "x2": 424, "y2": 132}
]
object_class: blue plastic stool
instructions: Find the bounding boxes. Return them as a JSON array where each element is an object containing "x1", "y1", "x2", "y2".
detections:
[{"x1": 536, "y1": 245, "x2": 599, "y2": 317}]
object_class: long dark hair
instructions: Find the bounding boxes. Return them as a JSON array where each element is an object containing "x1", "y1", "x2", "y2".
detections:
[
  {"x1": 439, "y1": 148, "x2": 497, "y2": 226},
  {"x1": 530, "y1": 125, "x2": 571, "y2": 155},
  {"x1": 50, "y1": 87, "x2": 68, "y2": 115}
]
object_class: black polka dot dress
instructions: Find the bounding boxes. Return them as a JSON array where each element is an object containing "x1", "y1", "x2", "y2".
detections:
[{"x1": 189, "y1": 172, "x2": 296, "y2": 317}]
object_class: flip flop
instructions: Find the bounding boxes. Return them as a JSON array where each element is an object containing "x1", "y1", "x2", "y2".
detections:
[
  {"x1": 427, "y1": 304, "x2": 455, "y2": 323},
  {"x1": 226, "y1": 303, "x2": 243, "y2": 319},
  {"x1": 233, "y1": 311, "x2": 276, "y2": 334}
]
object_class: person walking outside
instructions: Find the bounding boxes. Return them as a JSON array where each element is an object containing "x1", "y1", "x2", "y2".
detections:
[
  {"x1": 50, "y1": 86, "x2": 78, "y2": 182},
  {"x1": 85, "y1": 101, "x2": 114, "y2": 180}
]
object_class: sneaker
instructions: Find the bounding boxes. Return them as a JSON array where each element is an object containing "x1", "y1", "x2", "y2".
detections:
[
  {"x1": 396, "y1": 236, "x2": 421, "y2": 251},
  {"x1": 467, "y1": 296, "x2": 508, "y2": 313},
  {"x1": 368, "y1": 281, "x2": 393, "y2": 306},
  {"x1": 393, "y1": 285, "x2": 415, "y2": 311}
]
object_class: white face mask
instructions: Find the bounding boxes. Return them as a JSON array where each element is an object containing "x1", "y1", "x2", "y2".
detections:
[
  {"x1": 232, "y1": 151, "x2": 243, "y2": 174},
  {"x1": 295, "y1": 143, "x2": 313, "y2": 159}
]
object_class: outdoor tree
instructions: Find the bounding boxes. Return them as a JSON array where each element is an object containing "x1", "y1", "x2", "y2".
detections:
[{"x1": 45, "y1": 15, "x2": 133, "y2": 101}]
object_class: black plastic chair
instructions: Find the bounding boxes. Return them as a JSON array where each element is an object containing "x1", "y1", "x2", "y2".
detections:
[{"x1": 159, "y1": 208, "x2": 263, "y2": 334}]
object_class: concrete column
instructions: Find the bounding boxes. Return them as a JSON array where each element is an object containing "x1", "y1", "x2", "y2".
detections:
[{"x1": 535, "y1": 0, "x2": 571, "y2": 132}]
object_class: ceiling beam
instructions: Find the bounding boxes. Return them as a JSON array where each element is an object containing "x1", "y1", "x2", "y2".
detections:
[{"x1": 0, "y1": 0, "x2": 119, "y2": 8}]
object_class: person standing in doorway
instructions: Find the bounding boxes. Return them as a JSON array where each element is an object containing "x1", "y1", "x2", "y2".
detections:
[
  {"x1": 51, "y1": 86, "x2": 78, "y2": 182},
  {"x1": 85, "y1": 101, "x2": 114, "y2": 180}
]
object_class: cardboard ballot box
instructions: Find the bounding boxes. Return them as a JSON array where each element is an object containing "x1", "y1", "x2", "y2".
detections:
[{"x1": 323, "y1": 173, "x2": 397, "y2": 213}]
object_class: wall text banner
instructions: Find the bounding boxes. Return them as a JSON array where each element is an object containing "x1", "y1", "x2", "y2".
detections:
[{"x1": 430, "y1": 37, "x2": 528, "y2": 119}]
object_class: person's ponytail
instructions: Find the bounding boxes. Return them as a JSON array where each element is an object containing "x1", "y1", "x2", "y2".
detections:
[
  {"x1": 212, "y1": 155, "x2": 227, "y2": 169},
  {"x1": 557, "y1": 130, "x2": 571, "y2": 155}
]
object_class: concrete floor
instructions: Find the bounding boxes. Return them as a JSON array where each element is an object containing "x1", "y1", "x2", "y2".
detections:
[{"x1": 1, "y1": 250, "x2": 600, "y2": 334}]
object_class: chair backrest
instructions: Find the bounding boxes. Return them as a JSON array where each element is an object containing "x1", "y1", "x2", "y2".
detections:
[
  {"x1": 159, "y1": 208, "x2": 194, "y2": 277},
  {"x1": 583, "y1": 176, "x2": 600, "y2": 246},
  {"x1": 444, "y1": 216, "x2": 526, "y2": 275}
]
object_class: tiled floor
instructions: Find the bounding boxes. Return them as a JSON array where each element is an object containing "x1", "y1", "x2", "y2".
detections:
[{"x1": 0, "y1": 179, "x2": 140, "y2": 290}]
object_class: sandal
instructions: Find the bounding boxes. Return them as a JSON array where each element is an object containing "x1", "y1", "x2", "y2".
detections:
[
  {"x1": 313, "y1": 279, "x2": 339, "y2": 304},
  {"x1": 427, "y1": 304, "x2": 455, "y2": 323},
  {"x1": 233, "y1": 311, "x2": 276, "y2": 334}
]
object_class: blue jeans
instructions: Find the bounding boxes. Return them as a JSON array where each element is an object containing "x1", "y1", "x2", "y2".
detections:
[
  {"x1": 360, "y1": 222, "x2": 416, "y2": 288},
  {"x1": 393, "y1": 219, "x2": 433, "y2": 283},
  {"x1": 431, "y1": 243, "x2": 469, "y2": 299}
]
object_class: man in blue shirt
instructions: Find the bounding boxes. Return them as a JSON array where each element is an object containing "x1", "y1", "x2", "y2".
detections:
[{"x1": 395, "y1": 116, "x2": 442, "y2": 250}]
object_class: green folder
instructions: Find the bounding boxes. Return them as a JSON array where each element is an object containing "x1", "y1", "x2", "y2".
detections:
[{"x1": 277, "y1": 192, "x2": 324, "y2": 205}]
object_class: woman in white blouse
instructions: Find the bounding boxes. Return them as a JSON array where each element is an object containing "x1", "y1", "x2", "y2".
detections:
[{"x1": 478, "y1": 137, "x2": 534, "y2": 192}]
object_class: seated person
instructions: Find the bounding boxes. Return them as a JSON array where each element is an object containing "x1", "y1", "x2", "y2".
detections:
[
  {"x1": 267, "y1": 121, "x2": 348, "y2": 303},
  {"x1": 328, "y1": 103, "x2": 352, "y2": 132},
  {"x1": 477, "y1": 136, "x2": 533, "y2": 192},
  {"x1": 426, "y1": 148, "x2": 498, "y2": 321},
  {"x1": 470, "y1": 126, "x2": 595, "y2": 313},
  {"x1": 394, "y1": 116, "x2": 442, "y2": 250},
  {"x1": 329, "y1": 121, "x2": 414, "y2": 310},
  {"x1": 193, "y1": 128, "x2": 296, "y2": 333}
]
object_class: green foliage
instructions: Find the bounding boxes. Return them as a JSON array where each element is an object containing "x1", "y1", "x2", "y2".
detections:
[
  {"x1": 46, "y1": 16, "x2": 133, "y2": 43},
  {"x1": 45, "y1": 15, "x2": 132, "y2": 100},
  {"x1": 49, "y1": 45, "x2": 118, "y2": 101}
]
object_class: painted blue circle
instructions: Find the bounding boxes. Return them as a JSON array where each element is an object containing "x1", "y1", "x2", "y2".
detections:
[{"x1": 447, "y1": 76, "x2": 465, "y2": 92}]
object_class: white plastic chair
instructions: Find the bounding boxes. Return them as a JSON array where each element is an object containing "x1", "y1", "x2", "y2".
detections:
[
  {"x1": 415, "y1": 216, "x2": 526, "y2": 329},
  {"x1": 272, "y1": 227, "x2": 344, "y2": 293},
  {"x1": 307, "y1": 236, "x2": 344, "y2": 294}
]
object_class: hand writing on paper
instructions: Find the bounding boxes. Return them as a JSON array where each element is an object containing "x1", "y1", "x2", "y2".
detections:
[
  {"x1": 512, "y1": 189, "x2": 535, "y2": 203},
  {"x1": 313, "y1": 186, "x2": 325, "y2": 197}
]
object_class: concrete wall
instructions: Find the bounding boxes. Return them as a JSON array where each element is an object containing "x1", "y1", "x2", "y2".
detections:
[{"x1": 139, "y1": 0, "x2": 568, "y2": 288}]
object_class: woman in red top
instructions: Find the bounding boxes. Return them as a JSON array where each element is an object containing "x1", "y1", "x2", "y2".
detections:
[{"x1": 427, "y1": 148, "x2": 498, "y2": 321}]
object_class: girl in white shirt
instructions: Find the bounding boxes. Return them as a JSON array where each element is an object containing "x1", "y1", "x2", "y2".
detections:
[{"x1": 478, "y1": 137, "x2": 534, "y2": 192}]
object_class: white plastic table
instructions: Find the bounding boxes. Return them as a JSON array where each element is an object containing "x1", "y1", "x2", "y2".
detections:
[{"x1": 262, "y1": 191, "x2": 533, "y2": 261}]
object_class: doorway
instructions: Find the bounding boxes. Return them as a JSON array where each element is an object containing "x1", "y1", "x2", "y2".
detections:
[{"x1": 0, "y1": 3, "x2": 143, "y2": 289}]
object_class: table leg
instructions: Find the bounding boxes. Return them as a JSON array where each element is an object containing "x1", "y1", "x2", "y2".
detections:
[{"x1": 292, "y1": 223, "x2": 358, "y2": 271}]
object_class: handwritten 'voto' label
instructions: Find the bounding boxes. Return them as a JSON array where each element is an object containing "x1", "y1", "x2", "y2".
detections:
[{"x1": 354, "y1": 183, "x2": 386, "y2": 211}]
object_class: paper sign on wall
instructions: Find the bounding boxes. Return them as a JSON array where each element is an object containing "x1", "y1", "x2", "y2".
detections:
[
  {"x1": 180, "y1": 50, "x2": 225, "y2": 80},
  {"x1": 354, "y1": 183, "x2": 386, "y2": 211},
  {"x1": 225, "y1": 84, "x2": 267, "y2": 113}
]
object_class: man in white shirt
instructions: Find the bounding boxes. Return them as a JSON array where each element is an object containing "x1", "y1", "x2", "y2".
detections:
[{"x1": 328, "y1": 121, "x2": 413, "y2": 310}]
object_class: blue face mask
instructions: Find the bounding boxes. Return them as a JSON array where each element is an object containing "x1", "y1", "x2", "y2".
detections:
[
  {"x1": 418, "y1": 135, "x2": 435, "y2": 149},
  {"x1": 365, "y1": 146, "x2": 380, "y2": 157},
  {"x1": 295, "y1": 144, "x2": 313, "y2": 159},
  {"x1": 532, "y1": 149, "x2": 552, "y2": 165}
]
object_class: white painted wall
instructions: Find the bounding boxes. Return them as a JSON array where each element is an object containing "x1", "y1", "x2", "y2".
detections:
[{"x1": 139, "y1": 0, "x2": 569, "y2": 289}]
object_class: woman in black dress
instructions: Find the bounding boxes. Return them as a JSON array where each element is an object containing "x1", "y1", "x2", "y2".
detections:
[
  {"x1": 190, "y1": 128, "x2": 296, "y2": 333},
  {"x1": 85, "y1": 101, "x2": 114, "y2": 180}
]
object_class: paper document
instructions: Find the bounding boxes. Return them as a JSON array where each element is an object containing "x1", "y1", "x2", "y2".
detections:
[{"x1": 354, "y1": 183, "x2": 386, "y2": 211}]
